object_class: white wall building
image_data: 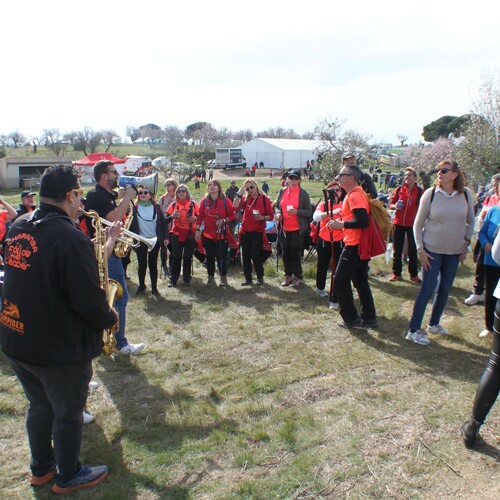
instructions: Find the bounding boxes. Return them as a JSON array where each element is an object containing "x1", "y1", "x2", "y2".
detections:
[{"x1": 239, "y1": 138, "x2": 319, "y2": 170}]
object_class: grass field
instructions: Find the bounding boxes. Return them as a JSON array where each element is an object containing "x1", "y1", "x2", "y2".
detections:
[{"x1": 0, "y1": 172, "x2": 498, "y2": 499}]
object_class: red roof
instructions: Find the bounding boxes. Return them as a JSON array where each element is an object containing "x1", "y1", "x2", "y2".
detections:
[{"x1": 74, "y1": 153, "x2": 126, "y2": 166}]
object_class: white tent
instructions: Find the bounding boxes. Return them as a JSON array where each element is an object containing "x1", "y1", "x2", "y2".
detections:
[{"x1": 239, "y1": 138, "x2": 319, "y2": 170}]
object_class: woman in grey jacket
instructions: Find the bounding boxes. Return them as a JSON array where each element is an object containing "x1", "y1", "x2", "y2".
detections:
[{"x1": 274, "y1": 170, "x2": 312, "y2": 287}]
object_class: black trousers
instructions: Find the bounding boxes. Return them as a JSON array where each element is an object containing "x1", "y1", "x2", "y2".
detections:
[
  {"x1": 136, "y1": 242, "x2": 161, "y2": 290},
  {"x1": 471, "y1": 300, "x2": 500, "y2": 424},
  {"x1": 240, "y1": 231, "x2": 265, "y2": 281},
  {"x1": 170, "y1": 234, "x2": 195, "y2": 284},
  {"x1": 6, "y1": 355, "x2": 92, "y2": 482},
  {"x1": 278, "y1": 230, "x2": 304, "y2": 279},
  {"x1": 392, "y1": 224, "x2": 418, "y2": 277},
  {"x1": 334, "y1": 244, "x2": 376, "y2": 323},
  {"x1": 484, "y1": 264, "x2": 500, "y2": 331},
  {"x1": 472, "y1": 243, "x2": 485, "y2": 295},
  {"x1": 204, "y1": 237, "x2": 228, "y2": 277},
  {"x1": 315, "y1": 237, "x2": 343, "y2": 302}
]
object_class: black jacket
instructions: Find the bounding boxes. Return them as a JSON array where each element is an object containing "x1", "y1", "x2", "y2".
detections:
[{"x1": 0, "y1": 204, "x2": 116, "y2": 365}]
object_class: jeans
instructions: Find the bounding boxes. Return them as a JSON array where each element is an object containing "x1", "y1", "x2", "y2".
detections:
[
  {"x1": 408, "y1": 250, "x2": 460, "y2": 331},
  {"x1": 392, "y1": 224, "x2": 418, "y2": 277},
  {"x1": 6, "y1": 355, "x2": 92, "y2": 482},
  {"x1": 334, "y1": 245, "x2": 376, "y2": 323},
  {"x1": 107, "y1": 254, "x2": 129, "y2": 349}
]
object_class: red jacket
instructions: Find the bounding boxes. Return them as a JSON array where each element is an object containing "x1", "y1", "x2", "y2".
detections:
[{"x1": 390, "y1": 184, "x2": 422, "y2": 227}]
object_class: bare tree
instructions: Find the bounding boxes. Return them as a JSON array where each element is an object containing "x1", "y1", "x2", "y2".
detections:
[
  {"x1": 73, "y1": 127, "x2": 102, "y2": 155},
  {"x1": 397, "y1": 134, "x2": 408, "y2": 147},
  {"x1": 163, "y1": 125, "x2": 185, "y2": 157},
  {"x1": 256, "y1": 126, "x2": 300, "y2": 139},
  {"x1": 101, "y1": 129, "x2": 121, "y2": 152},
  {"x1": 8, "y1": 131, "x2": 26, "y2": 148},
  {"x1": 42, "y1": 128, "x2": 67, "y2": 157},
  {"x1": 232, "y1": 129, "x2": 254, "y2": 143},
  {"x1": 313, "y1": 117, "x2": 371, "y2": 179}
]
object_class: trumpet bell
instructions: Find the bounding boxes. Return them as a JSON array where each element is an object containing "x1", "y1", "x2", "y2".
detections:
[{"x1": 118, "y1": 172, "x2": 158, "y2": 195}]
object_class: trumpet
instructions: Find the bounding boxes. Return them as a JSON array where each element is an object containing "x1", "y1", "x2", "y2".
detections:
[{"x1": 80, "y1": 209, "x2": 157, "y2": 252}]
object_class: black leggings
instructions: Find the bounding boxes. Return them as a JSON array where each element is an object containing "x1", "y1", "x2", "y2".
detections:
[
  {"x1": 240, "y1": 231, "x2": 265, "y2": 281},
  {"x1": 315, "y1": 237, "x2": 342, "y2": 302},
  {"x1": 204, "y1": 237, "x2": 228, "y2": 277},
  {"x1": 471, "y1": 299, "x2": 500, "y2": 424},
  {"x1": 136, "y1": 242, "x2": 161, "y2": 290}
]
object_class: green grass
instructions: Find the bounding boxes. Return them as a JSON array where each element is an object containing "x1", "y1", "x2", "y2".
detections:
[{"x1": 1, "y1": 171, "x2": 498, "y2": 498}]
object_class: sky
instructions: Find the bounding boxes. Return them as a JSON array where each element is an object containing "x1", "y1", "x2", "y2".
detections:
[{"x1": 2, "y1": 0, "x2": 499, "y2": 145}]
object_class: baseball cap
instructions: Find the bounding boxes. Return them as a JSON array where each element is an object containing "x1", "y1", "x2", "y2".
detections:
[{"x1": 21, "y1": 190, "x2": 36, "y2": 198}]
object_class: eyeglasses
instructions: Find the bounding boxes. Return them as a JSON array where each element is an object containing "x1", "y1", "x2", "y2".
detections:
[
  {"x1": 333, "y1": 188, "x2": 342, "y2": 193},
  {"x1": 288, "y1": 176, "x2": 299, "y2": 180},
  {"x1": 138, "y1": 190, "x2": 150, "y2": 195},
  {"x1": 337, "y1": 173, "x2": 353, "y2": 177},
  {"x1": 166, "y1": 183, "x2": 175, "y2": 187},
  {"x1": 177, "y1": 189, "x2": 187, "y2": 193},
  {"x1": 70, "y1": 188, "x2": 84, "y2": 196},
  {"x1": 245, "y1": 186, "x2": 255, "y2": 191},
  {"x1": 438, "y1": 168, "x2": 455, "y2": 174}
]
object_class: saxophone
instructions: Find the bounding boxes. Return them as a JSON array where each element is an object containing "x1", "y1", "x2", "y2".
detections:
[
  {"x1": 113, "y1": 202, "x2": 135, "y2": 258},
  {"x1": 82, "y1": 208, "x2": 123, "y2": 356}
]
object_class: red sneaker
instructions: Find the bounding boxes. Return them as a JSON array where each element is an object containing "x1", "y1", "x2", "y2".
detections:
[
  {"x1": 409, "y1": 276, "x2": 422, "y2": 284},
  {"x1": 30, "y1": 471, "x2": 54, "y2": 487},
  {"x1": 389, "y1": 274, "x2": 401, "y2": 282}
]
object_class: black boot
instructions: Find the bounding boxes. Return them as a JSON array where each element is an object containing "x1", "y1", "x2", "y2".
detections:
[{"x1": 461, "y1": 419, "x2": 481, "y2": 448}]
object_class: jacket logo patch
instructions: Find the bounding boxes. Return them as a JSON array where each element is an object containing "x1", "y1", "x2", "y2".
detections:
[
  {"x1": 0, "y1": 299, "x2": 24, "y2": 335},
  {"x1": 4, "y1": 232, "x2": 38, "y2": 271}
]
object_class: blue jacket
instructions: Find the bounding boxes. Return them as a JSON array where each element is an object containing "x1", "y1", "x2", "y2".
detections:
[{"x1": 479, "y1": 205, "x2": 500, "y2": 268}]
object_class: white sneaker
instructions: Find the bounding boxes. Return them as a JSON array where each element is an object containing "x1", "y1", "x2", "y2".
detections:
[
  {"x1": 83, "y1": 410, "x2": 94, "y2": 424},
  {"x1": 406, "y1": 329, "x2": 431, "y2": 346},
  {"x1": 316, "y1": 288, "x2": 328, "y2": 298},
  {"x1": 88, "y1": 381, "x2": 99, "y2": 390},
  {"x1": 478, "y1": 329, "x2": 493, "y2": 338},
  {"x1": 329, "y1": 301, "x2": 339, "y2": 309},
  {"x1": 119, "y1": 343, "x2": 145, "y2": 355},
  {"x1": 464, "y1": 293, "x2": 485, "y2": 306},
  {"x1": 427, "y1": 324, "x2": 450, "y2": 336}
]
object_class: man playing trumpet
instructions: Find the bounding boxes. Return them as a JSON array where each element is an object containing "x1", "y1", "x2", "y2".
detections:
[{"x1": 85, "y1": 160, "x2": 145, "y2": 355}]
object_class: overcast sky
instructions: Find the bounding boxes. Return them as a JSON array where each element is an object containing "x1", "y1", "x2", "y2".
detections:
[{"x1": 2, "y1": 0, "x2": 499, "y2": 145}]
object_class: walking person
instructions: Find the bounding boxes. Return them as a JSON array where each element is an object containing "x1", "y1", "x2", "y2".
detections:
[
  {"x1": 461, "y1": 227, "x2": 500, "y2": 448},
  {"x1": 195, "y1": 180, "x2": 235, "y2": 287},
  {"x1": 159, "y1": 178, "x2": 178, "y2": 277},
  {"x1": 0, "y1": 165, "x2": 117, "y2": 493},
  {"x1": 232, "y1": 178, "x2": 273, "y2": 286},
  {"x1": 274, "y1": 170, "x2": 312, "y2": 287},
  {"x1": 406, "y1": 160, "x2": 475, "y2": 346},
  {"x1": 388, "y1": 167, "x2": 423, "y2": 283},
  {"x1": 165, "y1": 184, "x2": 199, "y2": 286},
  {"x1": 331, "y1": 164, "x2": 378, "y2": 328},
  {"x1": 130, "y1": 186, "x2": 168, "y2": 296}
]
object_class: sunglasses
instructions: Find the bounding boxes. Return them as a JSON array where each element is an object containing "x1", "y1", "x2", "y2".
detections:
[
  {"x1": 288, "y1": 176, "x2": 299, "y2": 180},
  {"x1": 333, "y1": 188, "x2": 342, "y2": 193},
  {"x1": 107, "y1": 170, "x2": 118, "y2": 175},
  {"x1": 166, "y1": 183, "x2": 175, "y2": 187},
  {"x1": 69, "y1": 188, "x2": 84, "y2": 196},
  {"x1": 337, "y1": 173, "x2": 352, "y2": 177},
  {"x1": 245, "y1": 186, "x2": 255, "y2": 191},
  {"x1": 177, "y1": 189, "x2": 187, "y2": 193},
  {"x1": 138, "y1": 190, "x2": 150, "y2": 195},
  {"x1": 438, "y1": 168, "x2": 455, "y2": 174}
]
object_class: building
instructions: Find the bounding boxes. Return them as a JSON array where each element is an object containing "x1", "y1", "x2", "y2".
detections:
[
  {"x1": 239, "y1": 138, "x2": 319, "y2": 170},
  {"x1": 0, "y1": 156, "x2": 73, "y2": 189}
]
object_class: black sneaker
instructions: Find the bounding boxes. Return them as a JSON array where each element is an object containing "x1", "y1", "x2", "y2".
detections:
[
  {"x1": 152, "y1": 289, "x2": 161, "y2": 296},
  {"x1": 361, "y1": 319, "x2": 378, "y2": 329},
  {"x1": 338, "y1": 317, "x2": 363, "y2": 328},
  {"x1": 461, "y1": 419, "x2": 480, "y2": 448},
  {"x1": 52, "y1": 465, "x2": 108, "y2": 494},
  {"x1": 135, "y1": 285, "x2": 146, "y2": 295},
  {"x1": 241, "y1": 280, "x2": 253, "y2": 286}
]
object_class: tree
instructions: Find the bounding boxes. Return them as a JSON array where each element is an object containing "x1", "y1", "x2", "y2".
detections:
[
  {"x1": 185, "y1": 122, "x2": 209, "y2": 145},
  {"x1": 312, "y1": 117, "x2": 371, "y2": 180},
  {"x1": 397, "y1": 134, "x2": 408, "y2": 147},
  {"x1": 232, "y1": 129, "x2": 254, "y2": 143},
  {"x1": 42, "y1": 128, "x2": 67, "y2": 157},
  {"x1": 101, "y1": 129, "x2": 121, "y2": 153},
  {"x1": 422, "y1": 115, "x2": 467, "y2": 142},
  {"x1": 256, "y1": 127, "x2": 300, "y2": 139},
  {"x1": 73, "y1": 127, "x2": 102, "y2": 155},
  {"x1": 7, "y1": 131, "x2": 26, "y2": 148},
  {"x1": 456, "y1": 70, "x2": 500, "y2": 183},
  {"x1": 163, "y1": 125, "x2": 185, "y2": 157}
]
